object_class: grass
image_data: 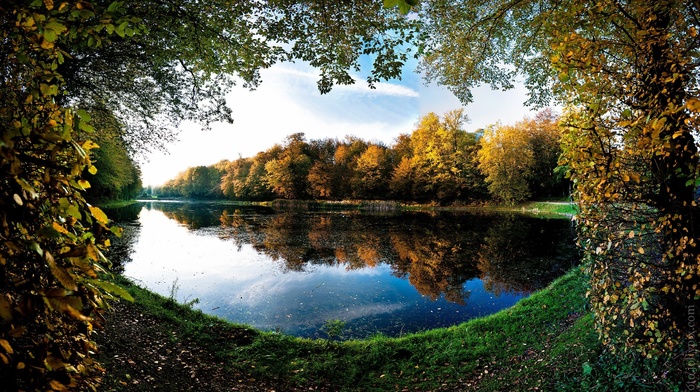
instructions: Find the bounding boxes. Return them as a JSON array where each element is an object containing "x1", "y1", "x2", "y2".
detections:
[
  {"x1": 108, "y1": 267, "x2": 612, "y2": 391},
  {"x1": 97, "y1": 199, "x2": 141, "y2": 209}
]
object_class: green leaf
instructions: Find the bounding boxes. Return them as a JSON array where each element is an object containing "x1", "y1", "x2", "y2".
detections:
[
  {"x1": 107, "y1": 1, "x2": 123, "y2": 12},
  {"x1": 79, "y1": 121, "x2": 95, "y2": 133},
  {"x1": 43, "y1": 29, "x2": 57, "y2": 43},
  {"x1": 66, "y1": 204, "x2": 82, "y2": 220},
  {"x1": 383, "y1": 0, "x2": 399, "y2": 8},
  {"x1": 110, "y1": 226, "x2": 123, "y2": 237},
  {"x1": 582, "y1": 362, "x2": 593, "y2": 376},
  {"x1": 30, "y1": 242, "x2": 43, "y2": 257},
  {"x1": 45, "y1": 21, "x2": 67, "y2": 35},
  {"x1": 76, "y1": 109, "x2": 91, "y2": 122},
  {"x1": 92, "y1": 280, "x2": 134, "y2": 302},
  {"x1": 115, "y1": 21, "x2": 128, "y2": 37}
]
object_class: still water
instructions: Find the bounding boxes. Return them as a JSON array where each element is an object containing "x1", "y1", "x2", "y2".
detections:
[{"x1": 108, "y1": 201, "x2": 577, "y2": 339}]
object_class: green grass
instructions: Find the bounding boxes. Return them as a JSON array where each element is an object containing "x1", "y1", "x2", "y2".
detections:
[
  {"x1": 109, "y1": 267, "x2": 612, "y2": 391},
  {"x1": 97, "y1": 199, "x2": 140, "y2": 209}
]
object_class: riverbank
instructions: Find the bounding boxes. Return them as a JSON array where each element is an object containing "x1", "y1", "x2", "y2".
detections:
[
  {"x1": 95, "y1": 267, "x2": 601, "y2": 391},
  {"x1": 130, "y1": 198, "x2": 579, "y2": 218}
]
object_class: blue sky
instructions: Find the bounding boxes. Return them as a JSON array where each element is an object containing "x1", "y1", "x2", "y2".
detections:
[{"x1": 140, "y1": 59, "x2": 537, "y2": 187}]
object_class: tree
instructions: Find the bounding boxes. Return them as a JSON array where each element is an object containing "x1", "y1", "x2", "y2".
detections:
[
  {"x1": 1, "y1": 0, "x2": 419, "y2": 389},
  {"x1": 264, "y1": 133, "x2": 312, "y2": 199},
  {"x1": 477, "y1": 122, "x2": 534, "y2": 205},
  {"x1": 332, "y1": 137, "x2": 369, "y2": 199},
  {"x1": 1, "y1": 3, "x2": 134, "y2": 389},
  {"x1": 86, "y1": 132, "x2": 142, "y2": 203},
  {"x1": 477, "y1": 111, "x2": 563, "y2": 204},
  {"x1": 404, "y1": 110, "x2": 484, "y2": 202},
  {"x1": 307, "y1": 138, "x2": 339, "y2": 199},
  {"x1": 352, "y1": 143, "x2": 392, "y2": 198},
  {"x1": 418, "y1": 0, "x2": 699, "y2": 360}
]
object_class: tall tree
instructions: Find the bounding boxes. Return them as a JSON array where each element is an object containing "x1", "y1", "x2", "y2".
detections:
[
  {"x1": 477, "y1": 122, "x2": 535, "y2": 205},
  {"x1": 352, "y1": 143, "x2": 392, "y2": 198},
  {"x1": 0, "y1": 1, "x2": 418, "y2": 389},
  {"x1": 418, "y1": 0, "x2": 699, "y2": 359},
  {"x1": 407, "y1": 110, "x2": 484, "y2": 202},
  {"x1": 477, "y1": 110, "x2": 563, "y2": 204},
  {"x1": 264, "y1": 133, "x2": 312, "y2": 199}
]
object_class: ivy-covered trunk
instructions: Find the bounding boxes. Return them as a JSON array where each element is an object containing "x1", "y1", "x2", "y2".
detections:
[{"x1": 636, "y1": 5, "x2": 700, "y2": 340}]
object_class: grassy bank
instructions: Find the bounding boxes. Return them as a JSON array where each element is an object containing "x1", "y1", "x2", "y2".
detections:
[
  {"x1": 96, "y1": 199, "x2": 141, "y2": 209},
  {"x1": 141, "y1": 198, "x2": 578, "y2": 218},
  {"x1": 103, "y1": 267, "x2": 611, "y2": 391}
]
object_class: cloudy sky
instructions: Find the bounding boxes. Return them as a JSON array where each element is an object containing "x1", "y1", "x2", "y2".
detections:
[{"x1": 139, "y1": 60, "x2": 537, "y2": 187}]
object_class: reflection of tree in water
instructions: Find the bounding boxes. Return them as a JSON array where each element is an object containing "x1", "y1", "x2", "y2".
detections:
[
  {"x1": 477, "y1": 215, "x2": 578, "y2": 295},
  {"x1": 388, "y1": 214, "x2": 482, "y2": 305},
  {"x1": 153, "y1": 203, "x2": 577, "y2": 304},
  {"x1": 152, "y1": 202, "x2": 225, "y2": 229},
  {"x1": 102, "y1": 203, "x2": 143, "y2": 274}
]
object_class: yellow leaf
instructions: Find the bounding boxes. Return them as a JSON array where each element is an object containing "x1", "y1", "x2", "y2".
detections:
[
  {"x1": 638, "y1": 247, "x2": 645, "y2": 254},
  {"x1": 43, "y1": 0, "x2": 54, "y2": 10},
  {"x1": 628, "y1": 230, "x2": 635, "y2": 239},
  {"x1": 88, "y1": 165, "x2": 97, "y2": 175},
  {"x1": 86, "y1": 244, "x2": 98, "y2": 261},
  {"x1": 49, "y1": 380, "x2": 68, "y2": 391},
  {"x1": 0, "y1": 295, "x2": 11, "y2": 321},
  {"x1": 0, "y1": 339, "x2": 13, "y2": 354},
  {"x1": 687, "y1": 98, "x2": 700, "y2": 112},
  {"x1": 52, "y1": 222, "x2": 69, "y2": 235},
  {"x1": 40, "y1": 39, "x2": 54, "y2": 49},
  {"x1": 82, "y1": 140, "x2": 99, "y2": 151},
  {"x1": 77, "y1": 179, "x2": 91, "y2": 189},
  {"x1": 45, "y1": 251, "x2": 78, "y2": 291},
  {"x1": 89, "y1": 206, "x2": 109, "y2": 224}
]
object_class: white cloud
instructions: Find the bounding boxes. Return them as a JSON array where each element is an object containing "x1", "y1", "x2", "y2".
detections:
[{"x1": 139, "y1": 61, "x2": 534, "y2": 187}]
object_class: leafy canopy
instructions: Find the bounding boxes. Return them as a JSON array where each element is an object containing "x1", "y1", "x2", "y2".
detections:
[{"x1": 417, "y1": 0, "x2": 700, "y2": 361}]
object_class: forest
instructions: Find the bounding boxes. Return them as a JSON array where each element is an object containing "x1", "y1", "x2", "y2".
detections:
[{"x1": 151, "y1": 109, "x2": 567, "y2": 205}]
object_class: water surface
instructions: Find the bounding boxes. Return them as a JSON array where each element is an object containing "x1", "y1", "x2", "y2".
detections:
[{"x1": 110, "y1": 201, "x2": 577, "y2": 339}]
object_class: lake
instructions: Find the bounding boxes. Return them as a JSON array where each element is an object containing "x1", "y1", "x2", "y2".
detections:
[{"x1": 107, "y1": 201, "x2": 578, "y2": 339}]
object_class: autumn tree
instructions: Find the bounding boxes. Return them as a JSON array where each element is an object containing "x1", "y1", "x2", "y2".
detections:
[
  {"x1": 418, "y1": 0, "x2": 700, "y2": 365},
  {"x1": 307, "y1": 138, "x2": 339, "y2": 199},
  {"x1": 264, "y1": 133, "x2": 312, "y2": 199},
  {"x1": 352, "y1": 143, "x2": 392, "y2": 198},
  {"x1": 477, "y1": 111, "x2": 563, "y2": 205},
  {"x1": 220, "y1": 158, "x2": 252, "y2": 199},
  {"x1": 0, "y1": 3, "x2": 134, "y2": 389},
  {"x1": 478, "y1": 122, "x2": 535, "y2": 205},
  {"x1": 402, "y1": 110, "x2": 485, "y2": 202},
  {"x1": 332, "y1": 137, "x2": 369, "y2": 199},
  {"x1": 1, "y1": 0, "x2": 419, "y2": 389}
]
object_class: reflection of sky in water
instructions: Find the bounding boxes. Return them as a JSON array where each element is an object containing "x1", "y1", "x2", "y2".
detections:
[{"x1": 124, "y1": 207, "x2": 524, "y2": 339}]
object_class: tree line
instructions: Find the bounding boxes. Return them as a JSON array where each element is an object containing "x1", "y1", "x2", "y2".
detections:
[{"x1": 152, "y1": 109, "x2": 568, "y2": 205}]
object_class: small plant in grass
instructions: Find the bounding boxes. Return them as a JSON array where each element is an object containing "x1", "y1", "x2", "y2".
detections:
[{"x1": 322, "y1": 319, "x2": 347, "y2": 341}]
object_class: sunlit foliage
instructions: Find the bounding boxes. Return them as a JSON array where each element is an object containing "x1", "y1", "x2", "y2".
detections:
[
  {"x1": 0, "y1": 0, "x2": 421, "y2": 389},
  {"x1": 0, "y1": 2, "x2": 133, "y2": 389},
  {"x1": 477, "y1": 110, "x2": 564, "y2": 205},
  {"x1": 419, "y1": 0, "x2": 700, "y2": 360}
]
